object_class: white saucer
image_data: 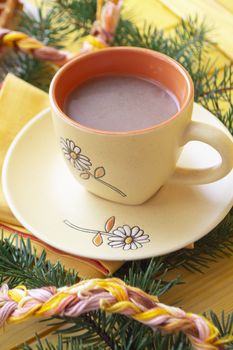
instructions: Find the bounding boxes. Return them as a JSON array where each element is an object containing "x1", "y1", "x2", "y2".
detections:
[{"x1": 2, "y1": 104, "x2": 233, "y2": 260}]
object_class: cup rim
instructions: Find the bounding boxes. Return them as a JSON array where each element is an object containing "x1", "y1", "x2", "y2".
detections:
[{"x1": 49, "y1": 47, "x2": 194, "y2": 136}]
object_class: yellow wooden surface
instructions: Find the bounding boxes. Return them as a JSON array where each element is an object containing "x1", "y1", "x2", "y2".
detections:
[
  {"x1": 4, "y1": 0, "x2": 233, "y2": 348},
  {"x1": 160, "y1": 0, "x2": 233, "y2": 59},
  {"x1": 217, "y1": 0, "x2": 233, "y2": 13},
  {"x1": 126, "y1": 0, "x2": 232, "y2": 68},
  {"x1": 1, "y1": 318, "x2": 61, "y2": 350},
  {"x1": 162, "y1": 254, "x2": 233, "y2": 315},
  {"x1": 122, "y1": 0, "x2": 179, "y2": 29}
]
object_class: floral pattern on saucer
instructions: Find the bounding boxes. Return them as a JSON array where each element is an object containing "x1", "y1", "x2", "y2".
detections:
[
  {"x1": 64, "y1": 216, "x2": 150, "y2": 250},
  {"x1": 108, "y1": 225, "x2": 150, "y2": 250},
  {"x1": 60, "y1": 137, "x2": 126, "y2": 197}
]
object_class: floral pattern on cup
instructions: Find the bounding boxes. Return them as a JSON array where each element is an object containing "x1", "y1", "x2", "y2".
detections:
[
  {"x1": 64, "y1": 216, "x2": 150, "y2": 250},
  {"x1": 61, "y1": 138, "x2": 92, "y2": 171},
  {"x1": 61, "y1": 137, "x2": 126, "y2": 197}
]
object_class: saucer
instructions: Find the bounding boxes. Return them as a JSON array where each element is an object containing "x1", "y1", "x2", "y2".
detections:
[{"x1": 2, "y1": 104, "x2": 233, "y2": 261}]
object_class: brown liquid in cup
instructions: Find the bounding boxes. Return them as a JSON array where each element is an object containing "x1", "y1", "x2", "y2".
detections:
[{"x1": 64, "y1": 75, "x2": 179, "y2": 132}]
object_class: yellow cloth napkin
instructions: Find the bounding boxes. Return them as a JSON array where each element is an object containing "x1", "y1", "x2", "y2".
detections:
[
  {"x1": 0, "y1": 73, "x2": 123, "y2": 278},
  {"x1": 0, "y1": 74, "x2": 49, "y2": 224}
]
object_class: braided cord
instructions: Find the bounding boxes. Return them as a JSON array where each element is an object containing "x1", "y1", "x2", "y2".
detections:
[
  {"x1": 0, "y1": 0, "x2": 122, "y2": 64},
  {"x1": 0, "y1": 278, "x2": 231, "y2": 349}
]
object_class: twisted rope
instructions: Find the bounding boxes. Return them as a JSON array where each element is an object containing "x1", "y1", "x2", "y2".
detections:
[
  {"x1": 0, "y1": 27, "x2": 71, "y2": 65},
  {"x1": 0, "y1": 0, "x2": 122, "y2": 65},
  {"x1": 0, "y1": 278, "x2": 231, "y2": 349}
]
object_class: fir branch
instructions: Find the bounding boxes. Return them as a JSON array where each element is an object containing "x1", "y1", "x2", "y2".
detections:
[
  {"x1": 167, "y1": 17, "x2": 212, "y2": 61},
  {"x1": 50, "y1": 0, "x2": 97, "y2": 41},
  {"x1": 22, "y1": 312, "x2": 233, "y2": 349},
  {"x1": 113, "y1": 17, "x2": 212, "y2": 59},
  {"x1": 207, "y1": 312, "x2": 233, "y2": 350},
  {"x1": 42, "y1": 259, "x2": 180, "y2": 350},
  {"x1": 201, "y1": 86, "x2": 233, "y2": 98},
  {"x1": 53, "y1": 312, "x2": 117, "y2": 349},
  {"x1": 116, "y1": 257, "x2": 181, "y2": 296},
  {"x1": 40, "y1": 314, "x2": 192, "y2": 350},
  {"x1": 199, "y1": 64, "x2": 233, "y2": 100},
  {"x1": 197, "y1": 64, "x2": 233, "y2": 134},
  {"x1": 0, "y1": 50, "x2": 56, "y2": 91},
  {"x1": 0, "y1": 233, "x2": 179, "y2": 350},
  {"x1": 113, "y1": 19, "x2": 169, "y2": 50},
  {"x1": 17, "y1": 1, "x2": 70, "y2": 48},
  {"x1": 1, "y1": 232, "x2": 233, "y2": 349},
  {"x1": 0, "y1": 234, "x2": 78, "y2": 288},
  {"x1": 164, "y1": 210, "x2": 233, "y2": 273}
]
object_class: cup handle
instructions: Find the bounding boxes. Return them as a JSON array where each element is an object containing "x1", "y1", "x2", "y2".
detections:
[{"x1": 172, "y1": 120, "x2": 233, "y2": 184}]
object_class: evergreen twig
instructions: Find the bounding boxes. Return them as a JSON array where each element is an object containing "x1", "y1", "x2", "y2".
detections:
[
  {"x1": 50, "y1": 0, "x2": 97, "y2": 40},
  {"x1": 0, "y1": 233, "x2": 78, "y2": 288},
  {"x1": 17, "y1": 1, "x2": 70, "y2": 47},
  {"x1": 164, "y1": 210, "x2": 233, "y2": 273},
  {"x1": 0, "y1": 235, "x2": 180, "y2": 349},
  {"x1": 21, "y1": 312, "x2": 233, "y2": 349}
]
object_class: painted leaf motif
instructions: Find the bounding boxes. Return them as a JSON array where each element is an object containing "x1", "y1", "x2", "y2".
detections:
[
  {"x1": 80, "y1": 172, "x2": 90, "y2": 180},
  {"x1": 94, "y1": 167, "x2": 105, "y2": 178},
  {"x1": 105, "y1": 216, "x2": 115, "y2": 232},
  {"x1": 92, "y1": 232, "x2": 103, "y2": 247}
]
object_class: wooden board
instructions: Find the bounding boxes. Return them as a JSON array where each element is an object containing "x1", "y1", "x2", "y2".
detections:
[
  {"x1": 161, "y1": 254, "x2": 233, "y2": 315},
  {"x1": 160, "y1": 0, "x2": 233, "y2": 59}
]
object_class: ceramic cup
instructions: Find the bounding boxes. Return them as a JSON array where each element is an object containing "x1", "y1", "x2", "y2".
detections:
[{"x1": 49, "y1": 47, "x2": 233, "y2": 205}]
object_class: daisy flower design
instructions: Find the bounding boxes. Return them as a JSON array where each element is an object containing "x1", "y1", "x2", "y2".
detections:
[
  {"x1": 60, "y1": 138, "x2": 126, "y2": 196},
  {"x1": 108, "y1": 225, "x2": 150, "y2": 250},
  {"x1": 64, "y1": 217, "x2": 150, "y2": 251},
  {"x1": 60, "y1": 138, "x2": 92, "y2": 171}
]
